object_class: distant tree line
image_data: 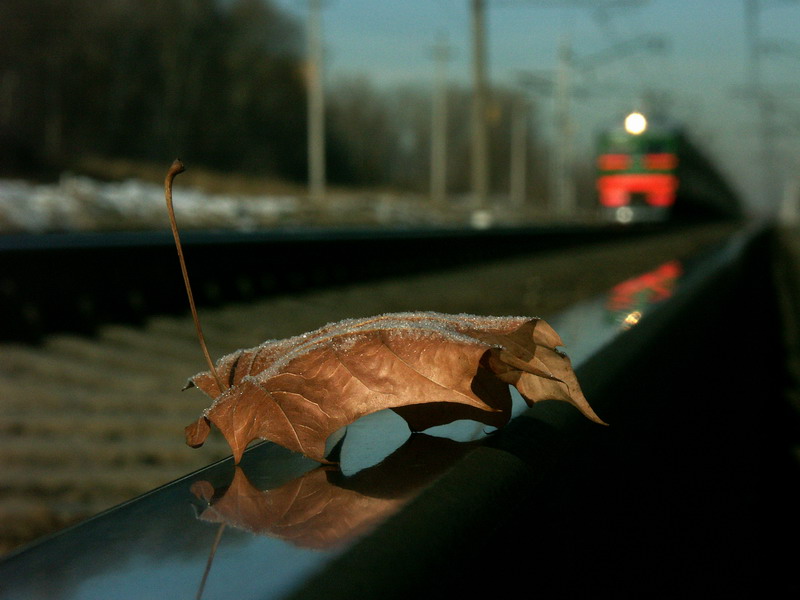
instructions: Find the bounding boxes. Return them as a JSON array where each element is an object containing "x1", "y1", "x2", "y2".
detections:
[
  {"x1": 329, "y1": 77, "x2": 549, "y2": 196},
  {"x1": 0, "y1": 0, "x2": 548, "y2": 198},
  {"x1": 0, "y1": 0, "x2": 306, "y2": 179}
]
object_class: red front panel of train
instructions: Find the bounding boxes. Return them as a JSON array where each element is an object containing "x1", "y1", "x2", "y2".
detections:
[{"x1": 596, "y1": 151, "x2": 679, "y2": 208}]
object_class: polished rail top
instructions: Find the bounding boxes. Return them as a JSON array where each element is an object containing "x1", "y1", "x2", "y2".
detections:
[{"x1": 0, "y1": 223, "x2": 761, "y2": 600}]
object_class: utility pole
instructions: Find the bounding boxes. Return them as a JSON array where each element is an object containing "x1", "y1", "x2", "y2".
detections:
[
  {"x1": 430, "y1": 34, "x2": 452, "y2": 207},
  {"x1": 552, "y1": 35, "x2": 575, "y2": 216},
  {"x1": 470, "y1": 0, "x2": 490, "y2": 208},
  {"x1": 509, "y1": 90, "x2": 529, "y2": 207},
  {"x1": 745, "y1": 0, "x2": 778, "y2": 213},
  {"x1": 307, "y1": 0, "x2": 326, "y2": 203}
]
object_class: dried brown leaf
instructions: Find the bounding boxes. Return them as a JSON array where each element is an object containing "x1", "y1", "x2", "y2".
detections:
[{"x1": 185, "y1": 311, "x2": 605, "y2": 463}]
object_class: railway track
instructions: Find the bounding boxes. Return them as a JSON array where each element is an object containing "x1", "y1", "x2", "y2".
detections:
[
  {"x1": 0, "y1": 222, "x2": 742, "y2": 554},
  {"x1": 0, "y1": 222, "x2": 680, "y2": 343}
]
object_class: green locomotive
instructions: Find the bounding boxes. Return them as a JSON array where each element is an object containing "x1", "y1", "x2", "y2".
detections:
[{"x1": 596, "y1": 111, "x2": 742, "y2": 224}]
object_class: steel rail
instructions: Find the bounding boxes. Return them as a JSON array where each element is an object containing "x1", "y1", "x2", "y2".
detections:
[
  {"x1": 0, "y1": 222, "x2": 669, "y2": 342},
  {"x1": 0, "y1": 221, "x2": 791, "y2": 600}
]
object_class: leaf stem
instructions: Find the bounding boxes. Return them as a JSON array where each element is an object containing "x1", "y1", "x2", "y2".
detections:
[
  {"x1": 196, "y1": 523, "x2": 226, "y2": 600},
  {"x1": 164, "y1": 159, "x2": 226, "y2": 394}
]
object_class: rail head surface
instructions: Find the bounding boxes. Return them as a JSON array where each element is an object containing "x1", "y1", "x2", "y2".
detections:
[
  {"x1": 0, "y1": 221, "x2": 791, "y2": 599},
  {"x1": 0, "y1": 221, "x2": 673, "y2": 343}
]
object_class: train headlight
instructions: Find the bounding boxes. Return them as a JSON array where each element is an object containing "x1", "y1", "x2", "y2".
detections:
[
  {"x1": 624, "y1": 111, "x2": 647, "y2": 135},
  {"x1": 615, "y1": 206, "x2": 634, "y2": 223}
]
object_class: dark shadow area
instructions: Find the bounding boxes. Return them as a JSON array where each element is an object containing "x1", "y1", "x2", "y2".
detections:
[
  {"x1": 479, "y1": 226, "x2": 797, "y2": 597},
  {"x1": 287, "y1": 224, "x2": 799, "y2": 599},
  {"x1": 467, "y1": 227, "x2": 798, "y2": 596}
]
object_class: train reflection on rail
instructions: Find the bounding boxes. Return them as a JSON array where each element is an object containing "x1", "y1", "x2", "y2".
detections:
[{"x1": 595, "y1": 111, "x2": 742, "y2": 224}]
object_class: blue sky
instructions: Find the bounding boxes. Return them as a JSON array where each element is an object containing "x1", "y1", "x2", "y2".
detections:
[{"x1": 274, "y1": 0, "x2": 800, "y2": 214}]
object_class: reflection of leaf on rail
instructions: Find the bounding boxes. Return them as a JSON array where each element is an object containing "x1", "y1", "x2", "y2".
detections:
[
  {"x1": 190, "y1": 433, "x2": 481, "y2": 549},
  {"x1": 185, "y1": 312, "x2": 607, "y2": 464},
  {"x1": 192, "y1": 466, "x2": 403, "y2": 550}
]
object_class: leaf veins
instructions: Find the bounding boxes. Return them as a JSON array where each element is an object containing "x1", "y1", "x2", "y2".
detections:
[{"x1": 185, "y1": 311, "x2": 605, "y2": 463}]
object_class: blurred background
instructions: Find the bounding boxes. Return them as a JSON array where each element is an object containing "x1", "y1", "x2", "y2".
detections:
[{"x1": 1, "y1": 0, "x2": 799, "y2": 231}]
